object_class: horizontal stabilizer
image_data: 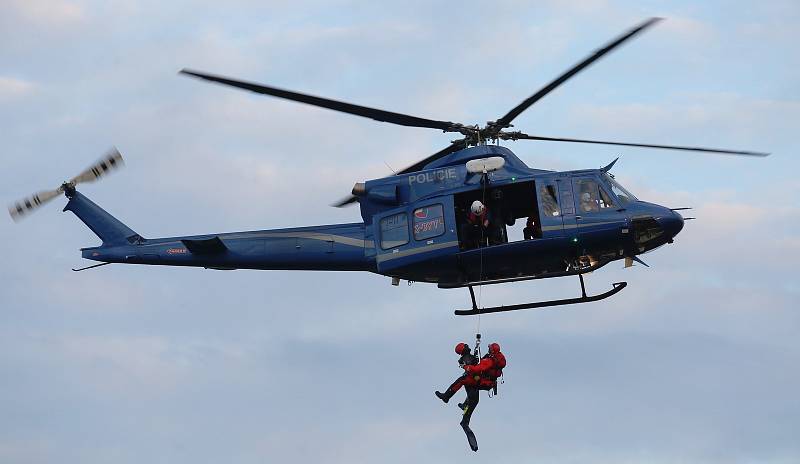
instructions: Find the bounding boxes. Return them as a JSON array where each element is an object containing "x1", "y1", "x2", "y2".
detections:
[{"x1": 181, "y1": 236, "x2": 228, "y2": 254}]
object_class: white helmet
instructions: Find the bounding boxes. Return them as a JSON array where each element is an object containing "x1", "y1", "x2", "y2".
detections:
[
  {"x1": 470, "y1": 200, "x2": 486, "y2": 215},
  {"x1": 581, "y1": 192, "x2": 591, "y2": 202}
]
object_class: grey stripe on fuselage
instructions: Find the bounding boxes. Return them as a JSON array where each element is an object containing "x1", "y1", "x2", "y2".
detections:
[
  {"x1": 135, "y1": 220, "x2": 619, "y2": 251},
  {"x1": 137, "y1": 231, "x2": 372, "y2": 249},
  {"x1": 542, "y1": 220, "x2": 621, "y2": 231},
  {"x1": 376, "y1": 240, "x2": 460, "y2": 263}
]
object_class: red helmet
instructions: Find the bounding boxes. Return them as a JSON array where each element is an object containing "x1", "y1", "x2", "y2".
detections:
[
  {"x1": 488, "y1": 342, "x2": 501, "y2": 354},
  {"x1": 455, "y1": 342, "x2": 468, "y2": 355}
]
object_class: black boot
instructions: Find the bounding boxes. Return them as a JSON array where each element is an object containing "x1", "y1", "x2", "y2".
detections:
[
  {"x1": 435, "y1": 390, "x2": 454, "y2": 403},
  {"x1": 458, "y1": 401, "x2": 467, "y2": 411},
  {"x1": 461, "y1": 423, "x2": 479, "y2": 452}
]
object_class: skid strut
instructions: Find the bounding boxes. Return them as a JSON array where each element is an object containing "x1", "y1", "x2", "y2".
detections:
[
  {"x1": 468, "y1": 285, "x2": 478, "y2": 310},
  {"x1": 455, "y1": 274, "x2": 626, "y2": 316}
]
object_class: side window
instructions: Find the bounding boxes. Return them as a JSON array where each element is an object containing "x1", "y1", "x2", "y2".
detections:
[
  {"x1": 539, "y1": 184, "x2": 560, "y2": 216},
  {"x1": 380, "y1": 213, "x2": 408, "y2": 249},
  {"x1": 574, "y1": 178, "x2": 601, "y2": 213},
  {"x1": 413, "y1": 204, "x2": 445, "y2": 240}
]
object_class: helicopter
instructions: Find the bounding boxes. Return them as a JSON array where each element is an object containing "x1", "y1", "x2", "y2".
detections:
[{"x1": 9, "y1": 17, "x2": 767, "y2": 315}]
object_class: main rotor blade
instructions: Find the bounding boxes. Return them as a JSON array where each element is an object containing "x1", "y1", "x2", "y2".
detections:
[
  {"x1": 330, "y1": 140, "x2": 466, "y2": 207},
  {"x1": 70, "y1": 147, "x2": 125, "y2": 184},
  {"x1": 396, "y1": 140, "x2": 467, "y2": 175},
  {"x1": 507, "y1": 133, "x2": 770, "y2": 157},
  {"x1": 331, "y1": 195, "x2": 359, "y2": 208},
  {"x1": 180, "y1": 69, "x2": 459, "y2": 131},
  {"x1": 492, "y1": 17, "x2": 662, "y2": 130},
  {"x1": 8, "y1": 187, "x2": 63, "y2": 222}
]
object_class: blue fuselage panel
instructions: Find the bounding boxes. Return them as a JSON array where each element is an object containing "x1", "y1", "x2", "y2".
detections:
[{"x1": 82, "y1": 223, "x2": 375, "y2": 272}]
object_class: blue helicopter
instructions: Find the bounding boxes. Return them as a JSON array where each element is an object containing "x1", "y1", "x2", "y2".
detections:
[{"x1": 9, "y1": 18, "x2": 767, "y2": 315}]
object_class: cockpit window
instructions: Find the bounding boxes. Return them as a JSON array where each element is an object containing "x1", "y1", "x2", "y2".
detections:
[
  {"x1": 574, "y1": 177, "x2": 615, "y2": 212},
  {"x1": 574, "y1": 178, "x2": 601, "y2": 213},
  {"x1": 605, "y1": 174, "x2": 638, "y2": 205},
  {"x1": 598, "y1": 186, "x2": 614, "y2": 209}
]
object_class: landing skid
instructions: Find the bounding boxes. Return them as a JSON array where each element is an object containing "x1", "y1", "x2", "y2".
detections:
[{"x1": 455, "y1": 274, "x2": 626, "y2": 316}]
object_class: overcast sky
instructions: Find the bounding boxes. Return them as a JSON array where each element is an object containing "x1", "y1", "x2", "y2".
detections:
[{"x1": 1, "y1": 1, "x2": 799, "y2": 463}]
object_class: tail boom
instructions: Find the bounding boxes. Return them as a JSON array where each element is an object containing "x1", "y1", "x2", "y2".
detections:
[
  {"x1": 66, "y1": 190, "x2": 374, "y2": 272},
  {"x1": 81, "y1": 223, "x2": 374, "y2": 272}
]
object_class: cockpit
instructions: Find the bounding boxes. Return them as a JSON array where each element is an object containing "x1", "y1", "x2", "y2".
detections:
[{"x1": 603, "y1": 173, "x2": 638, "y2": 205}]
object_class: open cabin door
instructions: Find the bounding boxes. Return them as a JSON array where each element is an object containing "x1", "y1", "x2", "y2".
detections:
[{"x1": 374, "y1": 196, "x2": 459, "y2": 275}]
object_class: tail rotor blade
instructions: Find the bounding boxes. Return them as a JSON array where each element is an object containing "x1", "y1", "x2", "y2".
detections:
[
  {"x1": 9, "y1": 148, "x2": 125, "y2": 222},
  {"x1": 70, "y1": 147, "x2": 125, "y2": 185},
  {"x1": 8, "y1": 187, "x2": 63, "y2": 222}
]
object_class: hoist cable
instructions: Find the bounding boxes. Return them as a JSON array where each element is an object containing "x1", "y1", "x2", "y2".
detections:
[{"x1": 476, "y1": 172, "x2": 489, "y2": 336}]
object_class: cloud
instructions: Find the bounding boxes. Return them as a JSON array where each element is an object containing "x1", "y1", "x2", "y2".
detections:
[
  {"x1": 1, "y1": 0, "x2": 84, "y2": 27},
  {"x1": 563, "y1": 93, "x2": 800, "y2": 158},
  {"x1": 658, "y1": 15, "x2": 717, "y2": 43},
  {"x1": 2, "y1": 3, "x2": 799, "y2": 463},
  {"x1": 0, "y1": 77, "x2": 34, "y2": 101}
]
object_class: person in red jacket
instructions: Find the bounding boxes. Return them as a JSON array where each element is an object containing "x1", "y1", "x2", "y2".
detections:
[
  {"x1": 435, "y1": 342, "x2": 478, "y2": 403},
  {"x1": 460, "y1": 200, "x2": 491, "y2": 249},
  {"x1": 464, "y1": 342, "x2": 506, "y2": 392},
  {"x1": 436, "y1": 341, "x2": 507, "y2": 452}
]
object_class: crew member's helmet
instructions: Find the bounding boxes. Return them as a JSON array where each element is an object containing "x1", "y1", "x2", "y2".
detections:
[
  {"x1": 488, "y1": 342, "x2": 501, "y2": 354},
  {"x1": 471, "y1": 200, "x2": 486, "y2": 216},
  {"x1": 455, "y1": 342, "x2": 469, "y2": 355}
]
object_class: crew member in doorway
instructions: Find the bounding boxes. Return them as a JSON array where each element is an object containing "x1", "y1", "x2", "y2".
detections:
[
  {"x1": 487, "y1": 190, "x2": 508, "y2": 245},
  {"x1": 461, "y1": 200, "x2": 490, "y2": 249},
  {"x1": 523, "y1": 216, "x2": 536, "y2": 240}
]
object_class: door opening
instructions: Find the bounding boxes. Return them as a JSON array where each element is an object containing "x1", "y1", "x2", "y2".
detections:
[{"x1": 454, "y1": 180, "x2": 539, "y2": 250}]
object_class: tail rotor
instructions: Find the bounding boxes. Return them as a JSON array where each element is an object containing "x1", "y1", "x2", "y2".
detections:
[{"x1": 8, "y1": 147, "x2": 124, "y2": 222}]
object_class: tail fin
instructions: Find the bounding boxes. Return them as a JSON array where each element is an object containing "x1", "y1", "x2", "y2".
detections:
[{"x1": 63, "y1": 190, "x2": 141, "y2": 245}]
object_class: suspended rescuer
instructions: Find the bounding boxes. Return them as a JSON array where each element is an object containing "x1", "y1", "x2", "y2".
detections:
[
  {"x1": 435, "y1": 341, "x2": 507, "y2": 452},
  {"x1": 435, "y1": 342, "x2": 478, "y2": 403}
]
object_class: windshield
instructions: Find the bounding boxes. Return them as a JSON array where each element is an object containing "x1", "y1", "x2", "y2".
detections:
[{"x1": 604, "y1": 174, "x2": 638, "y2": 204}]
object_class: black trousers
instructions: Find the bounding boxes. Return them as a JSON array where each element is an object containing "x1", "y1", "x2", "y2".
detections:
[
  {"x1": 460, "y1": 386, "x2": 480, "y2": 426},
  {"x1": 460, "y1": 223, "x2": 485, "y2": 249}
]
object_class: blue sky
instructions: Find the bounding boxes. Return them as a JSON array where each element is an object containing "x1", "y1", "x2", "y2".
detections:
[{"x1": 1, "y1": 1, "x2": 798, "y2": 463}]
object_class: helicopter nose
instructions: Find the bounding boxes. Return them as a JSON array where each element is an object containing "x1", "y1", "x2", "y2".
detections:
[{"x1": 658, "y1": 210, "x2": 684, "y2": 239}]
